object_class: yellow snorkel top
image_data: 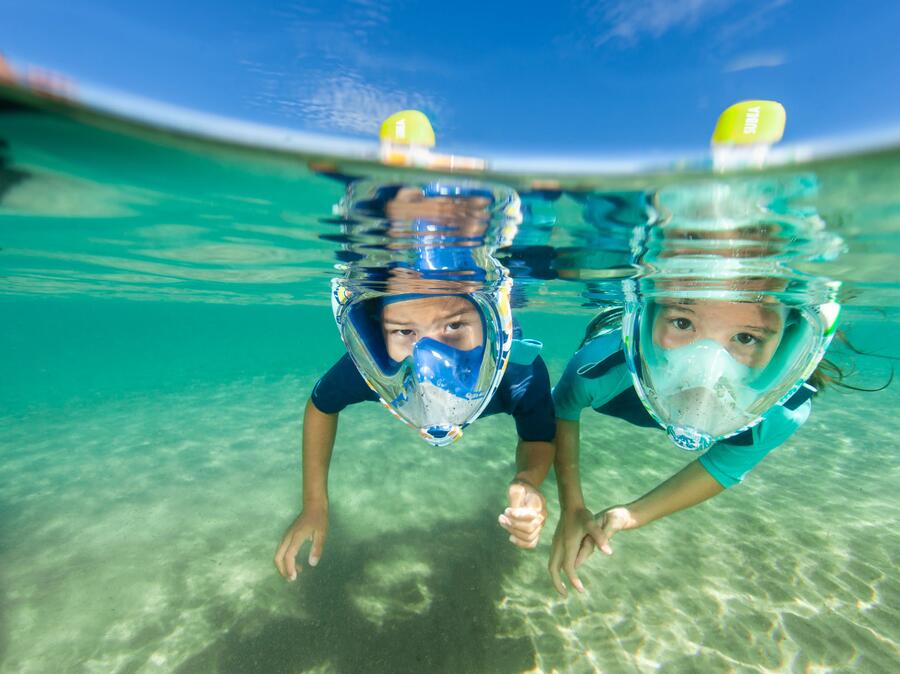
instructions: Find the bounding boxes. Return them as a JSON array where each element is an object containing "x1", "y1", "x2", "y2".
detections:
[
  {"x1": 712, "y1": 100, "x2": 786, "y2": 146},
  {"x1": 711, "y1": 100, "x2": 786, "y2": 171},
  {"x1": 379, "y1": 110, "x2": 437, "y2": 148},
  {"x1": 378, "y1": 110, "x2": 485, "y2": 171}
]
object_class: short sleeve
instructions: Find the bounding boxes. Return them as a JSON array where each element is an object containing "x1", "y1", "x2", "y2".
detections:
[
  {"x1": 310, "y1": 353, "x2": 378, "y2": 414},
  {"x1": 508, "y1": 356, "x2": 556, "y2": 442},
  {"x1": 552, "y1": 332, "x2": 630, "y2": 421},
  {"x1": 552, "y1": 352, "x2": 594, "y2": 421},
  {"x1": 699, "y1": 400, "x2": 812, "y2": 488}
]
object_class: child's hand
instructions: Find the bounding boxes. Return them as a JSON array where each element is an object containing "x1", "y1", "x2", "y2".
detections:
[
  {"x1": 573, "y1": 505, "x2": 637, "y2": 567},
  {"x1": 547, "y1": 507, "x2": 599, "y2": 596},
  {"x1": 274, "y1": 506, "x2": 328, "y2": 581},
  {"x1": 498, "y1": 480, "x2": 547, "y2": 549}
]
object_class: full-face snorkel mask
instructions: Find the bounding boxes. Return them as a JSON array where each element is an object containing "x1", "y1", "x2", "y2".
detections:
[
  {"x1": 622, "y1": 280, "x2": 840, "y2": 451},
  {"x1": 332, "y1": 281, "x2": 513, "y2": 446},
  {"x1": 331, "y1": 179, "x2": 517, "y2": 446}
]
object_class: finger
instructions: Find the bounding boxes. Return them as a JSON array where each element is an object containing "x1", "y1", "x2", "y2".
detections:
[
  {"x1": 509, "y1": 526, "x2": 543, "y2": 548},
  {"x1": 500, "y1": 515, "x2": 545, "y2": 536},
  {"x1": 574, "y1": 536, "x2": 596, "y2": 568},
  {"x1": 284, "y1": 536, "x2": 306, "y2": 581},
  {"x1": 523, "y1": 490, "x2": 544, "y2": 512},
  {"x1": 507, "y1": 482, "x2": 526, "y2": 509},
  {"x1": 563, "y1": 560, "x2": 585, "y2": 594},
  {"x1": 274, "y1": 538, "x2": 290, "y2": 577},
  {"x1": 562, "y1": 540, "x2": 586, "y2": 594},
  {"x1": 548, "y1": 544, "x2": 568, "y2": 597},
  {"x1": 507, "y1": 524, "x2": 542, "y2": 547},
  {"x1": 309, "y1": 529, "x2": 326, "y2": 567},
  {"x1": 505, "y1": 507, "x2": 545, "y2": 521},
  {"x1": 508, "y1": 534, "x2": 540, "y2": 549},
  {"x1": 590, "y1": 519, "x2": 615, "y2": 556}
]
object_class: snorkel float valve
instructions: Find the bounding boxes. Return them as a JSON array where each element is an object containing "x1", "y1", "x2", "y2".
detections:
[
  {"x1": 711, "y1": 100, "x2": 786, "y2": 171},
  {"x1": 379, "y1": 110, "x2": 486, "y2": 171}
]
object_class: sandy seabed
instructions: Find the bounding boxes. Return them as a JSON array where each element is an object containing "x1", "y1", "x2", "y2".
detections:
[{"x1": 0, "y1": 373, "x2": 897, "y2": 674}]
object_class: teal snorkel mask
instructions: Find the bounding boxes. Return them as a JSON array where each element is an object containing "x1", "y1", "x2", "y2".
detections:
[{"x1": 622, "y1": 280, "x2": 840, "y2": 451}]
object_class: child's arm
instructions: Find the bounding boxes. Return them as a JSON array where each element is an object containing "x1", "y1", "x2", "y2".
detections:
[
  {"x1": 571, "y1": 403, "x2": 813, "y2": 568},
  {"x1": 274, "y1": 398, "x2": 339, "y2": 581},
  {"x1": 548, "y1": 418, "x2": 601, "y2": 596},
  {"x1": 500, "y1": 438, "x2": 555, "y2": 549},
  {"x1": 498, "y1": 355, "x2": 557, "y2": 549},
  {"x1": 515, "y1": 438, "x2": 555, "y2": 489},
  {"x1": 574, "y1": 459, "x2": 723, "y2": 566}
]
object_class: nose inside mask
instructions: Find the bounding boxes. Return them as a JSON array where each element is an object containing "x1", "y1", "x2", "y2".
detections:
[
  {"x1": 642, "y1": 339, "x2": 760, "y2": 449},
  {"x1": 407, "y1": 336, "x2": 486, "y2": 399},
  {"x1": 653, "y1": 339, "x2": 754, "y2": 397}
]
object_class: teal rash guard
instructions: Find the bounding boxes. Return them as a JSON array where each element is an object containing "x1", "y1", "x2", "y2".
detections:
[{"x1": 552, "y1": 331, "x2": 812, "y2": 488}]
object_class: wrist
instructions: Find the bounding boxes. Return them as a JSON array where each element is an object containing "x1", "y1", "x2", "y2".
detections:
[
  {"x1": 559, "y1": 493, "x2": 586, "y2": 512},
  {"x1": 513, "y1": 470, "x2": 544, "y2": 491},
  {"x1": 302, "y1": 494, "x2": 328, "y2": 511},
  {"x1": 618, "y1": 504, "x2": 642, "y2": 529},
  {"x1": 555, "y1": 478, "x2": 585, "y2": 512}
]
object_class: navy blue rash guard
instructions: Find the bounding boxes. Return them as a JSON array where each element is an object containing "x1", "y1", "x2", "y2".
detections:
[{"x1": 311, "y1": 353, "x2": 556, "y2": 442}]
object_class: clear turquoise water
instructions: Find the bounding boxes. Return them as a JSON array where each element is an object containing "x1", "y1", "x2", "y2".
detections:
[{"x1": 1, "y1": 86, "x2": 898, "y2": 673}]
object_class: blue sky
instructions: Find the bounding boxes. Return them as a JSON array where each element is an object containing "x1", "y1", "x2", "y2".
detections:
[{"x1": 3, "y1": 0, "x2": 900, "y2": 158}]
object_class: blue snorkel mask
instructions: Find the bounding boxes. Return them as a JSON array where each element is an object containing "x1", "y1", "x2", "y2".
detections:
[
  {"x1": 331, "y1": 179, "x2": 518, "y2": 446},
  {"x1": 333, "y1": 284, "x2": 513, "y2": 446}
]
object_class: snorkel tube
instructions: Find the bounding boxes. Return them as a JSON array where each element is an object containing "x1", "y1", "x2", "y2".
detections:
[
  {"x1": 379, "y1": 110, "x2": 486, "y2": 171},
  {"x1": 711, "y1": 100, "x2": 786, "y2": 172}
]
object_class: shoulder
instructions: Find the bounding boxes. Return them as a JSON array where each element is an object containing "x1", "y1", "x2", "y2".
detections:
[
  {"x1": 311, "y1": 353, "x2": 376, "y2": 413},
  {"x1": 499, "y1": 354, "x2": 551, "y2": 402}
]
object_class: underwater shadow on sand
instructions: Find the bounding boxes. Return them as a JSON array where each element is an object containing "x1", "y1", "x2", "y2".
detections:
[
  {"x1": 0, "y1": 500, "x2": 20, "y2": 670},
  {"x1": 174, "y1": 509, "x2": 538, "y2": 674}
]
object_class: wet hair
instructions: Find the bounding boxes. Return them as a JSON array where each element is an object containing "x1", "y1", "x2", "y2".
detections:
[
  {"x1": 579, "y1": 305, "x2": 625, "y2": 349},
  {"x1": 809, "y1": 330, "x2": 895, "y2": 393}
]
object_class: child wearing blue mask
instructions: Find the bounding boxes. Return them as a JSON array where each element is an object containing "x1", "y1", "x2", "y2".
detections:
[{"x1": 274, "y1": 184, "x2": 556, "y2": 582}]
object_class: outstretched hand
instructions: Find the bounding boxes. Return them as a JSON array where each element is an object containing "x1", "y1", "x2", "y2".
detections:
[
  {"x1": 548, "y1": 507, "x2": 602, "y2": 596},
  {"x1": 548, "y1": 505, "x2": 637, "y2": 596},
  {"x1": 573, "y1": 506, "x2": 636, "y2": 567},
  {"x1": 274, "y1": 507, "x2": 328, "y2": 581},
  {"x1": 498, "y1": 480, "x2": 547, "y2": 549}
]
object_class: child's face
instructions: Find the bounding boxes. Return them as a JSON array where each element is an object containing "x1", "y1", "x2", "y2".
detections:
[
  {"x1": 384, "y1": 187, "x2": 491, "y2": 227},
  {"x1": 381, "y1": 295, "x2": 484, "y2": 362},
  {"x1": 652, "y1": 299, "x2": 785, "y2": 368}
]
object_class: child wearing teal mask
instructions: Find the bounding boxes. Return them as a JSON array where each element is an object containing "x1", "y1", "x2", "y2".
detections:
[{"x1": 548, "y1": 286, "x2": 839, "y2": 596}]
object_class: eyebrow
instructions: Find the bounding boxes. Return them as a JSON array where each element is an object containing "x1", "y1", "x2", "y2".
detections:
[
  {"x1": 662, "y1": 304, "x2": 696, "y2": 314},
  {"x1": 383, "y1": 308, "x2": 475, "y2": 326},
  {"x1": 739, "y1": 324, "x2": 778, "y2": 336}
]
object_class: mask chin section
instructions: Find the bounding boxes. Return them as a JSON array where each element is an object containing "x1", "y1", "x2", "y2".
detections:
[
  {"x1": 421, "y1": 425, "x2": 462, "y2": 447},
  {"x1": 667, "y1": 425, "x2": 714, "y2": 452}
]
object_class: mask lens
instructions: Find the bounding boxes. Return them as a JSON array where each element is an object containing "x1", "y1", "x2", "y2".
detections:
[{"x1": 626, "y1": 296, "x2": 830, "y2": 448}]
